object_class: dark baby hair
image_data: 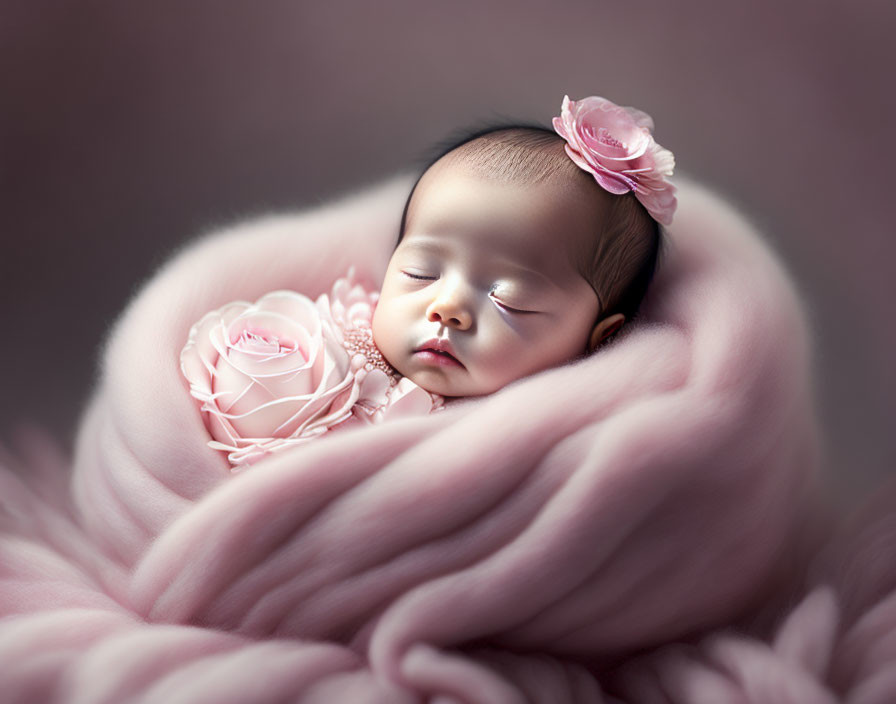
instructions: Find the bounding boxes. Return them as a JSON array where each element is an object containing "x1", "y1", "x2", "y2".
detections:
[{"x1": 398, "y1": 124, "x2": 664, "y2": 326}]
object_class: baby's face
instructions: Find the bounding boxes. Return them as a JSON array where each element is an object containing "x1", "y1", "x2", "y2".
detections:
[{"x1": 372, "y1": 159, "x2": 601, "y2": 397}]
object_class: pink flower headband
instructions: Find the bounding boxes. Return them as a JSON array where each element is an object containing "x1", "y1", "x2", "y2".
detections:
[{"x1": 552, "y1": 95, "x2": 677, "y2": 225}]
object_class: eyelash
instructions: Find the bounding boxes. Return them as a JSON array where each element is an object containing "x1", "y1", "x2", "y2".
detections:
[
  {"x1": 402, "y1": 271, "x2": 437, "y2": 281},
  {"x1": 489, "y1": 291, "x2": 532, "y2": 315}
]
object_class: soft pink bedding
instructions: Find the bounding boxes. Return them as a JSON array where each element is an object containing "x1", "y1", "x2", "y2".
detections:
[{"x1": 1, "y1": 176, "x2": 893, "y2": 703}]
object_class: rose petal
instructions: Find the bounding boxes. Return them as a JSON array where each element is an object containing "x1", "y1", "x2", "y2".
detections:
[
  {"x1": 622, "y1": 105, "x2": 655, "y2": 131},
  {"x1": 383, "y1": 378, "x2": 436, "y2": 418},
  {"x1": 357, "y1": 369, "x2": 392, "y2": 407},
  {"x1": 576, "y1": 104, "x2": 650, "y2": 162}
]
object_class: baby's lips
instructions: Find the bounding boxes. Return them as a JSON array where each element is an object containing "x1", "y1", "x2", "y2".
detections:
[{"x1": 415, "y1": 338, "x2": 464, "y2": 366}]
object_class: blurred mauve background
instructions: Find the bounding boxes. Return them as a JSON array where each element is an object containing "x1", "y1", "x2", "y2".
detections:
[{"x1": 1, "y1": 1, "x2": 893, "y2": 507}]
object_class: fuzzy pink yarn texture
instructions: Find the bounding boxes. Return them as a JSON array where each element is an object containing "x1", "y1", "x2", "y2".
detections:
[{"x1": 1, "y1": 175, "x2": 890, "y2": 703}]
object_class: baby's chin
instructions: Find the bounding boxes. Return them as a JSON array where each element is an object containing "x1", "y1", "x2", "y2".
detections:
[{"x1": 403, "y1": 367, "x2": 499, "y2": 399}]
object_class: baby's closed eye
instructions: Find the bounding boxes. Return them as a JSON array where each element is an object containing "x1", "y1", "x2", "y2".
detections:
[{"x1": 488, "y1": 290, "x2": 537, "y2": 314}]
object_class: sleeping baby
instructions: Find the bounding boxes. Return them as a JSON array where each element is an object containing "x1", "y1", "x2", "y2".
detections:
[
  {"x1": 180, "y1": 95, "x2": 676, "y2": 466},
  {"x1": 373, "y1": 95, "x2": 675, "y2": 398}
]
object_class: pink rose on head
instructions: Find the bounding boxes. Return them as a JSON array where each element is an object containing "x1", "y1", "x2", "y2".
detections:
[
  {"x1": 552, "y1": 95, "x2": 677, "y2": 225},
  {"x1": 180, "y1": 290, "x2": 358, "y2": 467}
]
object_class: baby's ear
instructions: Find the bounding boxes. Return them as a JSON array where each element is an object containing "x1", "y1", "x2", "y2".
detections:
[{"x1": 587, "y1": 313, "x2": 625, "y2": 352}]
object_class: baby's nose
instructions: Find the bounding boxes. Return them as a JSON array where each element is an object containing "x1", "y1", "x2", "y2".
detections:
[{"x1": 426, "y1": 288, "x2": 472, "y2": 330}]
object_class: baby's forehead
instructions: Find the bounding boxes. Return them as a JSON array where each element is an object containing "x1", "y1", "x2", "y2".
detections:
[
  {"x1": 417, "y1": 146, "x2": 564, "y2": 192},
  {"x1": 408, "y1": 155, "x2": 604, "y2": 249}
]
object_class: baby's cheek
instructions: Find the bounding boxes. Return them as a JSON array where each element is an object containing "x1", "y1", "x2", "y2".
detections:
[
  {"x1": 370, "y1": 304, "x2": 389, "y2": 354},
  {"x1": 481, "y1": 321, "x2": 568, "y2": 383},
  {"x1": 474, "y1": 324, "x2": 529, "y2": 383},
  {"x1": 371, "y1": 301, "x2": 403, "y2": 372}
]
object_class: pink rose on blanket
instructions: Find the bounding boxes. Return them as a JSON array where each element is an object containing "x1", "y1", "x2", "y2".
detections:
[
  {"x1": 180, "y1": 290, "x2": 359, "y2": 467},
  {"x1": 181, "y1": 272, "x2": 443, "y2": 468},
  {"x1": 552, "y1": 95, "x2": 676, "y2": 225}
]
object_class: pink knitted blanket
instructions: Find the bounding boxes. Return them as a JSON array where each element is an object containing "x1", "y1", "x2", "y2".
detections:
[{"x1": 1, "y1": 177, "x2": 892, "y2": 703}]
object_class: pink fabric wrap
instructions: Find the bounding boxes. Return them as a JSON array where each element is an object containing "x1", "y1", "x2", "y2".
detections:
[{"x1": 1, "y1": 176, "x2": 892, "y2": 702}]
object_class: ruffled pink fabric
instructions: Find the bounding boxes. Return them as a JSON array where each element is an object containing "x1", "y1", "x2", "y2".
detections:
[{"x1": 1, "y1": 176, "x2": 892, "y2": 702}]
